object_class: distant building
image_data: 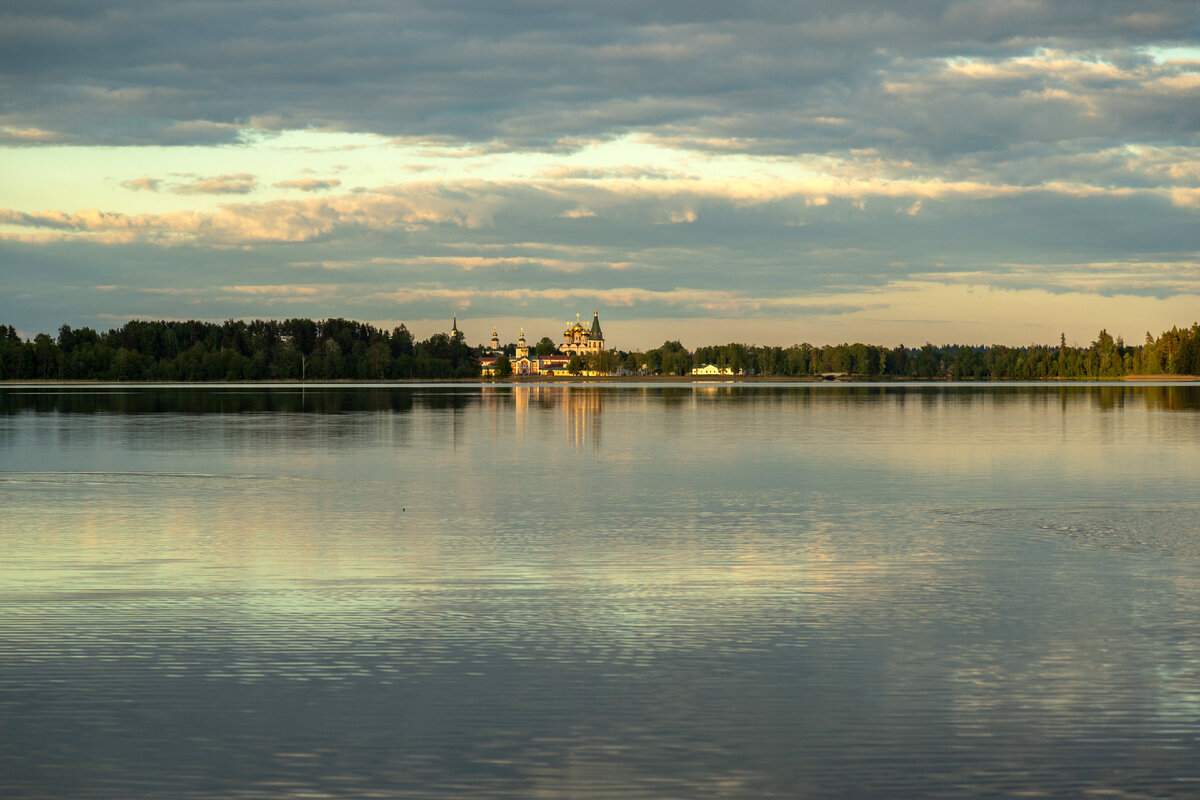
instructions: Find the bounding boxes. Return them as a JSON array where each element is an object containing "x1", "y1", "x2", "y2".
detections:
[
  {"x1": 479, "y1": 310, "x2": 609, "y2": 377},
  {"x1": 560, "y1": 310, "x2": 605, "y2": 356},
  {"x1": 481, "y1": 351, "x2": 574, "y2": 377},
  {"x1": 482, "y1": 326, "x2": 504, "y2": 357},
  {"x1": 693, "y1": 363, "x2": 735, "y2": 376}
]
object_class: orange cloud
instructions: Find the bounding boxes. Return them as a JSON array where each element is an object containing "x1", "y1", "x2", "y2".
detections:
[
  {"x1": 221, "y1": 285, "x2": 325, "y2": 296},
  {"x1": 272, "y1": 178, "x2": 342, "y2": 192},
  {"x1": 172, "y1": 173, "x2": 258, "y2": 195},
  {"x1": 121, "y1": 177, "x2": 162, "y2": 192}
]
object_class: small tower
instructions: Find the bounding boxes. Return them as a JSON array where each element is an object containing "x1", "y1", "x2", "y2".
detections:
[
  {"x1": 490, "y1": 326, "x2": 501, "y2": 352},
  {"x1": 451, "y1": 313, "x2": 463, "y2": 342},
  {"x1": 588, "y1": 309, "x2": 604, "y2": 349},
  {"x1": 515, "y1": 327, "x2": 529, "y2": 359}
]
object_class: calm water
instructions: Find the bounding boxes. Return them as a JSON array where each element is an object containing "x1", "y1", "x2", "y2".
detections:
[{"x1": 3, "y1": 383, "x2": 1200, "y2": 799}]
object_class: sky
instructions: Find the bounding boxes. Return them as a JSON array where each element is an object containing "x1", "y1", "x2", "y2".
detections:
[{"x1": 2, "y1": 1, "x2": 1199, "y2": 351}]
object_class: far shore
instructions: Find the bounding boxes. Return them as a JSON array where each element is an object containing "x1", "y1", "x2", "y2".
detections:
[{"x1": 3, "y1": 374, "x2": 1199, "y2": 386}]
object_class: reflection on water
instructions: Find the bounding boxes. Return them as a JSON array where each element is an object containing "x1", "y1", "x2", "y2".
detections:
[
  {"x1": 6, "y1": 380, "x2": 1200, "y2": 414},
  {"x1": 2, "y1": 383, "x2": 1200, "y2": 798}
]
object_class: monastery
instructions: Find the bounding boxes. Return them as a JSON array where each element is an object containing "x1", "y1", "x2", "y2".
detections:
[{"x1": 477, "y1": 310, "x2": 607, "y2": 376}]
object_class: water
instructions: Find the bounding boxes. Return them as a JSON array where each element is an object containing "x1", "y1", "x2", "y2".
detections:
[{"x1": 3, "y1": 383, "x2": 1200, "y2": 798}]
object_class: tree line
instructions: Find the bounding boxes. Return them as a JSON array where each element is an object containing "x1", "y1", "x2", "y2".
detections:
[
  {"x1": 627, "y1": 326, "x2": 1200, "y2": 379},
  {"x1": 1, "y1": 317, "x2": 1198, "y2": 381},
  {"x1": 0, "y1": 318, "x2": 479, "y2": 381}
]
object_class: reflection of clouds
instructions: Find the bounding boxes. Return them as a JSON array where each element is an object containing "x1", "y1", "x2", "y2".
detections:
[
  {"x1": 478, "y1": 385, "x2": 1200, "y2": 490},
  {"x1": 5, "y1": 385, "x2": 1200, "y2": 796},
  {"x1": 679, "y1": 385, "x2": 1198, "y2": 484}
]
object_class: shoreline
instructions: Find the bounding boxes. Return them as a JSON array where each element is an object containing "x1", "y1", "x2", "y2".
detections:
[{"x1": 3, "y1": 375, "x2": 1199, "y2": 387}]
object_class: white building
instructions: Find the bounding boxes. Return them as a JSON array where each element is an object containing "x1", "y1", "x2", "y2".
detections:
[{"x1": 693, "y1": 363, "x2": 735, "y2": 376}]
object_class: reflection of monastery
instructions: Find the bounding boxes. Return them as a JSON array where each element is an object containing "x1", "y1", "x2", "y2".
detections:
[
  {"x1": 480, "y1": 384, "x2": 604, "y2": 449},
  {"x1": 477, "y1": 310, "x2": 607, "y2": 377}
]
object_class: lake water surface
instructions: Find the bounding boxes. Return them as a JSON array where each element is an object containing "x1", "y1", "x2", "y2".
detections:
[{"x1": 3, "y1": 383, "x2": 1200, "y2": 798}]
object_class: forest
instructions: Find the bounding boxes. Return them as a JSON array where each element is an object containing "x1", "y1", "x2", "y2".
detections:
[
  {"x1": 1, "y1": 317, "x2": 1198, "y2": 381},
  {"x1": 0, "y1": 318, "x2": 479, "y2": 381}
]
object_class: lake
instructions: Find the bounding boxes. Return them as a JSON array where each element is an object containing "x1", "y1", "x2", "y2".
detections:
[{"x1": 3, "y1": 382, "x2": 1200, "y2": 798}]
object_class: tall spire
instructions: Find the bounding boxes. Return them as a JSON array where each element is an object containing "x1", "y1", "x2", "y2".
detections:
[{"x1": 589, "y1": 308, "x2": 603, "y2": 340}]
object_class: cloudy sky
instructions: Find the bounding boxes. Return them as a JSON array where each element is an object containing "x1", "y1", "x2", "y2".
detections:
[{"x1": 2, "y1": 1, "x2": 1199, "y2": 349}]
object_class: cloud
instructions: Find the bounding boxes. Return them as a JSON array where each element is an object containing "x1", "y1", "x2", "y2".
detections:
[
  {"x1": 0, "y1": 126, "x2": 62, "y2": 144},
  {"x1": 1, "y1": 0, "x2": 1194, "y2": 156},
  {"x1": 0, "y1": 181, "x2": 510, "y2": 244},
  {"x1": 406, "y1": 256, "x2": 591, "y2": 272},
  {"x1": 172, "y1": 173, "x2": 258, "y2": 195},
  {"x1": 914, "y1": 260, "x2": 1200, "y2": 296},
  {"x1": 139, "y1": 287, "x2": 204, "y2": 296},
  {"x1": 221, "y1": 285, "x2": 327, "y2": 297},
  {"x1": 373, "y1": 284, "x2": 876, "y2": 317},
  {"x1": 160, "y1": 120, "x2": 242, "y2": 144},
  {"x1": 121, "y1": 177, "x2": 161, "y2": 192},
  {"x1": 3, "y1": 166, "x2": 1197, "y2": 255},
  {"x1": 539, "y1": 165, "x2": 683, "y2": 181},
  {"x1": 272, "y1": 178, "x2": 342, "y2": 192},
  {"x1": 5, "y1": 57, "x2": 1200, "y2": 357}
]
